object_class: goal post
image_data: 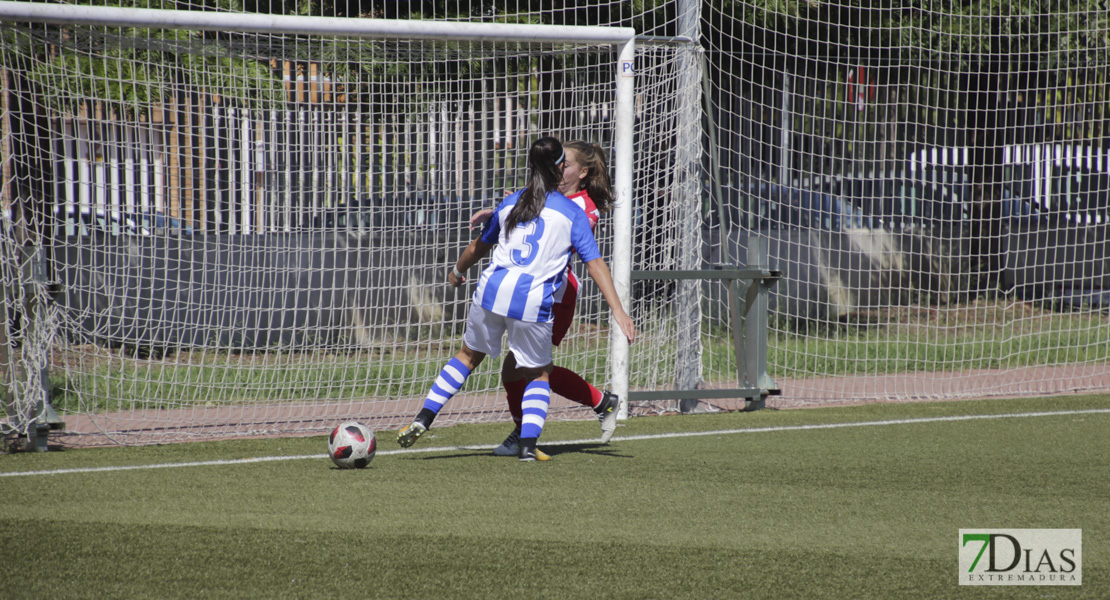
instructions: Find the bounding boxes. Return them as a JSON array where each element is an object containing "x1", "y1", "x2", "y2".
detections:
[{"x1": 0, "y1": 1, "x2": 667, "y2": 445}]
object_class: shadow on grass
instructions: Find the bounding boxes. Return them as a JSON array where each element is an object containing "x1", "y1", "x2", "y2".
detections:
[
  {"x1": 412, "y1": 450, "x2": 497, "y2": 461},
  {"x1": 541, "y1": 443, "x2": 631, "y2": 458},
  {"x1": 404, "y1": 443, "x2": 632, "y2": 461}
]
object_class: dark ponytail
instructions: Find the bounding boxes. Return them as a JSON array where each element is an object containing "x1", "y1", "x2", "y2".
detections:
[{"x1": 506, "y1": 136, "x2": 564, "y2": 234}]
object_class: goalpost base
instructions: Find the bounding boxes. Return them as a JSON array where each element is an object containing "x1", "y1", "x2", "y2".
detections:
[
  {"x1": 627, "y1": 238, "x2": 782, "y2": 414},
  {"x1": 2, "y1": 397, "x2": 65, "y2": 453}
]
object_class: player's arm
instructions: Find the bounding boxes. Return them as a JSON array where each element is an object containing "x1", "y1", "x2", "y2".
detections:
[
  {"x1": 584, "y1": 257, "x2": 636, "y2": 344},
  {"x1": 449, "y1": 237, "x2": 495, "y2": 287},
  {"x1": 468, "y1": 208, "x2": 495, "y2": 230},
  {"x1": 468, "y1": 190, "x2": 516, "y2": 230}
]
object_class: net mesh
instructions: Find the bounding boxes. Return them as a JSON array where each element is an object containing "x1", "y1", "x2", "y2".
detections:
[
  {"x1": 3, "y1": 0, "x2": 1110, "y2": 447},
  {"x1": 701, "y1": 1, "x2": 1110, "y2": 407},
  {"x1": 0, "y1": 12, "x2": 695, "y2": 445}
]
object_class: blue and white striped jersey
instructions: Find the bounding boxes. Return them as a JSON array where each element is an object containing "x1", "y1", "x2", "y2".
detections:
[{"x1": 474, "y1": 190, "x2": 601, "y2": 323}]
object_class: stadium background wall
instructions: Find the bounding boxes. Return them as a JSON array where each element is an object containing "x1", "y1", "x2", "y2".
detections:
[
  {"x1": 53, "y1": 224, "x2": 1109, "y2": 356},
  {"x1": 54, "y1": 231, "x2": 471, "y2": 353}
]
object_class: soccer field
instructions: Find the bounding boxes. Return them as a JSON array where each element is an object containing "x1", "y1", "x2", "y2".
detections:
[{"x1": 2, "y1": 395, "x2": 1107, "y2": 600}]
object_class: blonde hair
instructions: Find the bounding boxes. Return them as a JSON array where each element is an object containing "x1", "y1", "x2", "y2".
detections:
[{"x1": 564, "y1": 140, "x2": 613, "y2": 212}]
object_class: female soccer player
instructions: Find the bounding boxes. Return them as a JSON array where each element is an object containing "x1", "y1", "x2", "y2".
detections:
[
  {"x1": 396, "y1": 137, "x2": 636, "y2": 461},
  {"x1": 477, "y1": 141, "x2": 622, "y2": 458}
]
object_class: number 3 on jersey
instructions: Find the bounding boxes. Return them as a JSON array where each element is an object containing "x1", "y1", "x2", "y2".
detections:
[{"x1": 510, "y1": 217, "x2": 545, "y2": 266}]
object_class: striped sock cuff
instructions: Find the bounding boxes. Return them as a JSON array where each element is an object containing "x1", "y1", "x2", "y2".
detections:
[
  {"x1": 520, "y1": 380, "x2": 551, "y2": 439},
  {"x1": 423, "y1": 357, "x2": 472, "y2": 413}
]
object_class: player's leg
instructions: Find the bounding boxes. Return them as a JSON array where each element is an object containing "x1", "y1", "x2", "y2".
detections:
[
  {"x1": 516, "y1": 365, "x2": 552, "y2": 462},
  {"x1": 502, "y1": 352, "x2": 526, "y2": 426},
  {"x1": 397, "y1": 343, "x2": 485, "y2": 447},
  {"x1": 492, "y1": 352, "x2": 529, "y2": 456},
  {"x1": 550, "y1": 366, "x2": 619, "y2": 443},
  {"x1": 491, "y1": 275, "x2": 579, "y2": 455},
  {"x1": 548, "y1": 278, "x2": 598, "y2": 408},
  {"x1": 548, "y1": 277, "x2": 619, "y2": 443},
  {"x1": 505, "y1": 319, "x2": 555, "y2": 462},
  {"x1": 398, "y1": 305, "x2": 498, "y2": 447},
  {"x1": 549, "y1": 366, "x2": 601, "y2": 408}
]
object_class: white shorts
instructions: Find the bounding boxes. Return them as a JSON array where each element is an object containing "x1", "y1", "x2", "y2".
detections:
[{"x1": 462, "y1": 304, "x2": 553, "y2": 369}]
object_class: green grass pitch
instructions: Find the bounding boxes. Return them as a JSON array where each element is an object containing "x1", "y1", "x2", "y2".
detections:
[{"x1": 1, "y1": 395, "x2": 1107, "y2": 599}]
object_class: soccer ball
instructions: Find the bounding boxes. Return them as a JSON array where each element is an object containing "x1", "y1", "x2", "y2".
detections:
[{"x1": 327, "y1": 421, "x2": 377, "y2": 469}]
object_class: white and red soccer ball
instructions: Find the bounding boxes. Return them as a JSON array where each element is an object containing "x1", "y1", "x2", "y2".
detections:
[{"x1": 327, "y1": 421, "x2": 376, "y2": 469}]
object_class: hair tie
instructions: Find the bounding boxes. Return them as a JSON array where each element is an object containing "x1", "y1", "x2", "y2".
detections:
[{"x1": 555, "y1": 149, "x2": 565, "y2": 166}]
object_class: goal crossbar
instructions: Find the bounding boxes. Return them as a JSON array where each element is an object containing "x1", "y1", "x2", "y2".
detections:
[{"x1": 0, "y1": 1, "x2": 634, "y2": 44}]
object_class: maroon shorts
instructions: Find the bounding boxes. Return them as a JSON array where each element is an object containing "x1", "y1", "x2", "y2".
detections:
[{"x1": 551, "y1": 276, "x2": 579, "y2": 347}]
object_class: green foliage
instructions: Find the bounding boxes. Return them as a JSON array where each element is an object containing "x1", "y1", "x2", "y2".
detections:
[
  {"x1": 716, "y1": 1, "x2": 1110, "y2": 73},
  {"x1": 12, "y1": 20, "x2": 286, "y2": 114},
  {"x1": 24, "y1": 51, "x2": 169, "y2": 114},
  {"x1": 897, "y1": 1, "x2": 1110, "y2": 68}
]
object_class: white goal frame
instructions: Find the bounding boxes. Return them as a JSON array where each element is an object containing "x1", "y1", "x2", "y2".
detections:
[{"x1": 0, "y1": 0, "x2": 636, "y2": 439}]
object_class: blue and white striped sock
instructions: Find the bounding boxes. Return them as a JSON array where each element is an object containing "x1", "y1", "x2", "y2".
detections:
[
  {"x1": 519, "y1": 380, "x2": 551, "y2": 440},
  {"x1": 423, "y1": 357, "x2": 471, "y2": 414}
]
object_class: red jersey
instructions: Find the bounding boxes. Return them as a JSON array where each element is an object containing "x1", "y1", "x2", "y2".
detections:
[
  {"x1": 566, "y1": 189, "x2": 601, "y2": 230},
  {"x1": 552, "y1": 190, "x2": 600, "y2": 305}
]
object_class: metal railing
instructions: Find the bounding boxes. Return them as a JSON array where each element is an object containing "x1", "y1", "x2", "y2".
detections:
[{"x1": 629, "y1": 238, "x2": 781, "y2": 411}]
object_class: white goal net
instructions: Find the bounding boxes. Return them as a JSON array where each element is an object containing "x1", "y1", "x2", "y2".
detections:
[
  {"x1": 701, "y1": 1, "x2": 1110, "y2": 407},
  {"x1": 3, "y1": 0, "x2": 1108, "y2": 448},
  {"x1": 0, "y1": 4, "x2": 700, "y2": 445}
]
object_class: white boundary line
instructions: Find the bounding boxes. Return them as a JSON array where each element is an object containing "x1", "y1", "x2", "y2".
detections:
[{"x1": 3, "y1": 408, "x2": 1107, "y2": 478}]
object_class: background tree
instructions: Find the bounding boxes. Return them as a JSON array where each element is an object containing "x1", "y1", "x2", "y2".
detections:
[{"x1": 706, "y1": 0, "x2": 1110, "y2": 296}]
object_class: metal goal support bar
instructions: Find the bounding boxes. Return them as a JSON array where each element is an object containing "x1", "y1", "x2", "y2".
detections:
[
  {"x1": 628, "y1": 240, "x2": 781, "y2": 411},
  {"x1": 0, "y1": 1, "x2": 635, "y2": 43}
]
